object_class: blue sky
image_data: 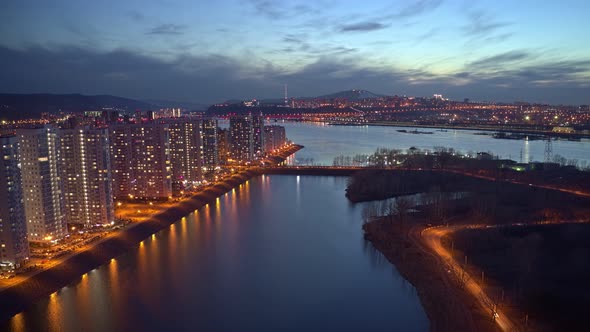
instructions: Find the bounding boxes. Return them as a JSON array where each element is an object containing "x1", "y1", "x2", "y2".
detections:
[{"x1": 1, "y1": 0, "x2": 589, "y2": 104}]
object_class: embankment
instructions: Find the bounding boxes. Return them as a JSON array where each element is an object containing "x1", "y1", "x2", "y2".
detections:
[
  {"x1": 0, "y1": 169, "x2": 263, "y2": 321},
  {"x1": 0, "y1": 145, "x2": 302, "y2": 322},
  {"x1": 263, "y1": 166, "x2": 358, "y2": 176},
  {"x1": 363, "y1": 222, "x2": 499, "y2": 332}
]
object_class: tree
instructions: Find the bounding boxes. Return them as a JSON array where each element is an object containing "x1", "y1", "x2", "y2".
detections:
[{"x1": 391, "y1": 196, "x2": 413, "y2": 230}]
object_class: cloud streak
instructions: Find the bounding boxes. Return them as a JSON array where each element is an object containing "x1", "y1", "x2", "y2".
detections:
[
  {"x1": 339, "y1": 22, "x2": 388, "y2": 32},
  {"x1": 146, "y1": 24, "x2": 186, "y2": 35},
  {"x1": 463, "y1": 10, "x2": 511, "y2": 36},
  {"x1": 470, "y1": 51, "x2": 531, "y2": 69},
  {"x1": 389, "y1": 0, "x2": 443, "y2": 19}
]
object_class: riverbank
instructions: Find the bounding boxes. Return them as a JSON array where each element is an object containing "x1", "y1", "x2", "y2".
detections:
[
  {"x1": 366, "y1": 121, "x2": 590, "y2": 139},
  {"x1": 363, "y1": 221, "x2": 500, "y2": 332},
  {"x1": 0, "y1": 144, "x2": 302, "y2": 322},
  {"x1": 351, "y1": 167, "x2": 590, "y2": 331}
]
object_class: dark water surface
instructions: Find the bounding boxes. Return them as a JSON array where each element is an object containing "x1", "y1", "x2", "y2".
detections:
[
  {"x1": 3, "y1": 176, "x2": 428, "y2": 332},
  {"x1": 279, "y1": 122, "x2": 590, "y2": 165}
]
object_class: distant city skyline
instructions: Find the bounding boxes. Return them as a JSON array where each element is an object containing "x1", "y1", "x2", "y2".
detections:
[{"x1": 1, "y1": 0, "x2": 589, "y2": 104}]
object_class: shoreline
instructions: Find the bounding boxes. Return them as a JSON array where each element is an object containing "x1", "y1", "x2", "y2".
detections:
[
  {"x1": 364, "y1": 121, "x2": 590, "y2": 139},
  {"x1": 363, "y1": 221, "x2": 501, "y2": 332},
  {"x1": 0, "y1": 145, "x2": 302, "y2": 322}
]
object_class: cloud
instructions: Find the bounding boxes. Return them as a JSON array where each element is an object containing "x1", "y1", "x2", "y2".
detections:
[
  {"x1": 127, "y1": 11, "x2": 145, "y2": 22},
  {"x1": 339, "y1": 22, "x2": 388, "y2": 32},
  {"x1": 463, "y1": 10, "x2": 511, "y2": 36},
  {"x1": 146, "y1": 24, "x2": 186, "y2": 35},
  {"x1": 0, "y1": 44, "x2": 588, "y2": 105},
  {"x1": 334, "y1": 1, "x2": 441, "y2": 35},
  {"x1": 388, "y1": 0, "x2": 443, "y2": 19},
  {"x1": 283, "y1": 35, "x2": 304, "y2": 44},
  {"x1": 245, "y1": 0, "x2": 317, "y2": 20},
  {"x1": 470, "y1": 51, "x2": 531, "y2": 69}
]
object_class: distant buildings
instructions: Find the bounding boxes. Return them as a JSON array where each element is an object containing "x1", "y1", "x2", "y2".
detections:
[
  {"x1": 0, "y1": 135, "x2": 29, "y2": 269},
  {"x1": 60, "y1": 127, "x2": 114, "y2": 226},
  {"x1": 17, "y1": 126, "x2": 67, "y2": 243}
]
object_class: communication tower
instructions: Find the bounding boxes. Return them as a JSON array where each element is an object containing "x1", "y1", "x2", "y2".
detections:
[{"x1": 284, "y1": 83, "x2": 288, "y2": 106}]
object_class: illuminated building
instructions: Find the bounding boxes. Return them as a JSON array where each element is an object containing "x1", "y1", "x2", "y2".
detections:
[
  {"x1": 0, "y1": 135, "x2": 29, "y2": 268},
  {"x1": 202, "y1": 118, "x2": 218, "y2": 168},
  {"x1": 110, "y1": 123, "x2": 172, "y2": 200},
  {"x1": 158, "y1": 108, "x2": 182, "y2": 118},
  {"x1": 109, "y1": 124, "x2": 133, "y2": 199},
  {"x1": 60, "y1": 127, "x2": 114, "y2": 226},
  {"x1": 217, "y1": 127, "x2": 229, "y2": 164},
  {"x1": 229, "y1": 114, "x2": 253, "y2": 161},
  {"x1": 16, "y1": 126, "x2": 67, "y2": 243},
  {"x1": 252, "y1": 112, "x2": 264, "y2": 158},
  {"x1": 165, "y1": 118, "x2": 203, "y2": 192},
  {"x1": 263, "y1": 125, "x2": 286, "y2": 152}
]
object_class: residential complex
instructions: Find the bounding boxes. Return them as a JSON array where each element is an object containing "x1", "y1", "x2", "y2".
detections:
[{"x1": 0, "y1": 111, "x2": 287, "y2": 265}]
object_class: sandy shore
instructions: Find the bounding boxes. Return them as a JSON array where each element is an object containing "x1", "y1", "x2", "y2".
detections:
[{"x1": 0, "y1": 145, "x2": 302, "y2": 322}]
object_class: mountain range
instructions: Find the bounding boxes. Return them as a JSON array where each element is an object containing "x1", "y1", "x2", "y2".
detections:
[
  {"x1": 0, "y1": 94, "x2": 155, "y2": 120},
  {"x1": 312, "y1": 89, "x2": 385, "y2": 101},
  {"x1": 0, "y1": 90, "x2": 388, "y2": 120}
]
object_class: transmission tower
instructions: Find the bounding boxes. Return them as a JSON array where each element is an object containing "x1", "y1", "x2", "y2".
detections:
[{"x1": 544, "y1": 137, "x2": 553, "y2": 162}]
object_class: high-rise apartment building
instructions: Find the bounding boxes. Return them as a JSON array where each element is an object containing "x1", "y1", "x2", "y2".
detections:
[
  {"x1": 110, "y1": 123, "x2": 172, "y2": 200},
  {"x1": 166, "y1": 118, "x2": 202, "y2": 192},
  {"x1": 202, "y1": 118, "x2": 218, "y2": 168},
  {"x1": 263, "y1": 125, "x2": 287, "y2": 152},
  {"x1": 110, "y1": 124, "x2": 133, "y2": 199},
  {"x1": 0, "y1": 135, "x2": 29, "y2": 269},
  {"x1": 60, "y1": 127, "x2": 114, "y2": 226},
  {"x1": 17, "y1": 126, "x2": 67, "y2": 243},
  {"x1": 229, "y1": 114, "x2": 253, "y2": 162},
  {"x1": 217, "y1": 128, "x2": 229, "y2": 164},
  {"x1": 251, "y1": 112, "x2": 264, "y2": 158}
]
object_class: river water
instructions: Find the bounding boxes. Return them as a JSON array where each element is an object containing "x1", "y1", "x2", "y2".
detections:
[
  {"x1": 2, "y1": 176, "x2": 428, "y2": 332},
  {"x1": 280, "y1": 122, "x2": 590, "y2": 166}
]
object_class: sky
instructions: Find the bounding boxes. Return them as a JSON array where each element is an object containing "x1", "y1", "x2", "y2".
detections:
[{"x1": 0, "y1": 0, "x2": 589, "y2": 104}]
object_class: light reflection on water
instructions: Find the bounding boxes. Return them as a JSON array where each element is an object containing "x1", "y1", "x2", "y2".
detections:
[{"x1": 4, "y1": 176, "x2": 428, "y2": 332}]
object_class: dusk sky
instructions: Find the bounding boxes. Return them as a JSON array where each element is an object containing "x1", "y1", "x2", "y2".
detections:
[{"x1": 1, "y1": 0, "x2": 589, "y2": 104}]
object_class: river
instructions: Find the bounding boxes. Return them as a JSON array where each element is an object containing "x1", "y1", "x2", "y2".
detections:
[
  {"x1": 2, "y1": 175, "x2": 428, "y2": 332},
  {"x1": 279, "y1": 122, "x2": 590, "y2": 166}
]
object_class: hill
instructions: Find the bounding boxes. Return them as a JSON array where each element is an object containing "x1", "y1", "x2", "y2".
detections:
[
  {"x1": 143, "y1": 99, "x2": 209, "y2": 111},
  {"x1": 0, "y1": 93, "x2": 155, "y2": 120},
  {"x1": 312, "y1": 89, "x2": 386, "y2": 100}
]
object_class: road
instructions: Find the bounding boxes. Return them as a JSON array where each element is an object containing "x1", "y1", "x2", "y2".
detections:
[{"x1": 420, "y1": 225, "x2": 515, "y2": 331}]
